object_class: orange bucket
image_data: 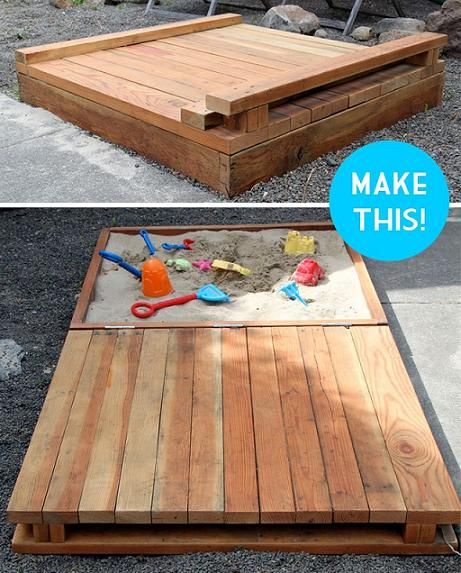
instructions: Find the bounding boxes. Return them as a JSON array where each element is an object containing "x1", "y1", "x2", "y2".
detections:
[{"x1": 142, "y1": 258, "x2": 173, "y2": 298}]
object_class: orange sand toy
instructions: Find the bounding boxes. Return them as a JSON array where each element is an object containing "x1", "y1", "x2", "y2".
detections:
[{"x1": 142, "y1": 258, "x2": 173, "y2": 297}]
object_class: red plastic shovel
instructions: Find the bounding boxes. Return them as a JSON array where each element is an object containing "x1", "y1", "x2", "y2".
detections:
[{"x1": 131, "y1": 284, "x2": 230, "y2": 319}]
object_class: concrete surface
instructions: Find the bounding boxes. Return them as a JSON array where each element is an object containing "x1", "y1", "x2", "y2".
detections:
[
  {"x1": 366, "y1": 211, "x2": 461, "y2": 491},
  {"x1": 0, "y1": 94, "x2": 219, "y2": 203}
]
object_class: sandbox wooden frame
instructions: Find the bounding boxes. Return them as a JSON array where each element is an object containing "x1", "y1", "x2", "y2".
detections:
[
  {"x1": 70, "y1": 222, "x2": 387, "y2": 329},
  {"x1": 16, "y1": 15, "x2": 447, "y2": 197},
  {"x1": 8, "y1": 223, "x2": 461, "y2": 556}
]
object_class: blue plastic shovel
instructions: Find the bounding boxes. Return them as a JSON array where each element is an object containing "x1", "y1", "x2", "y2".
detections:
[{"x1": 99, "y1": 250, "x2": 141, "y2": 279}]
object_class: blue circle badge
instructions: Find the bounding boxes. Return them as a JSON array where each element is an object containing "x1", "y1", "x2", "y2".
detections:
[{"x1": 329, "y1": 141, "x2": 449, "y2": 261}]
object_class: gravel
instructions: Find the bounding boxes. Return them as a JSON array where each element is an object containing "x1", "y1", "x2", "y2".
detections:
[
  {"x1": 1, "y1": 207, "x2": 461, "y2": 572},
  {"x1": 0, "y1": 0, "x2": 459, "y2": 202}
]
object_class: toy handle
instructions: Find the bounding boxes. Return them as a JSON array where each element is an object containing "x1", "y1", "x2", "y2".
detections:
[
  {"x1": 139, "y1": 229, "x2": 156, "y2": 256},
  {"x1": 99, "y1": 250, "x2": 141, "y2": 279},
  {"x1": 131, "y1": 293, "x2": 197, "y2": 319}
]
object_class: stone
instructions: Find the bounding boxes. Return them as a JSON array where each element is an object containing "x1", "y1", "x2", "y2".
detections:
[
  {"x1": 261, "y1": 5, "x2": 320, "y2": 35},
  {"x1": 426, "y1": 0, "x2": 461, "y2": 57},
  {"x1": 49, "y1": 0, "x2": 73, "y2": 8},
  {"x1": 373, "y1": 17, "x2": 425, "y2": 36},
  {"x1": 0, "y1": 340, "x2": 24, "y2": 382},
  {"x1": 314, "y1": 28, "x2": 328, "y2": 38},
  {"x1": 351, "y1": 26, "x2": 372, "y2": 41},
  {"x1": 378, "y1": 29, "x2": 418, "y2": 44}
]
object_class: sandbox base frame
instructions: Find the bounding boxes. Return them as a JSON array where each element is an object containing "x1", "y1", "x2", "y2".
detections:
[{"x1": 13, "y1": 523, "x2": 459, "y2": 555}]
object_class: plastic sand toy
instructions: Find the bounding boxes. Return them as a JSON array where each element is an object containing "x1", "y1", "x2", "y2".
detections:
[
  {"x1": 279, "y1": 281, "x2": 308, "y2": 307},
  {"x1": 99, "y1": 250, "x2": 141, "y2": 279},
  {"x1": 292, "y1": 258, "x2": 325, "y2": 286},
  {"x1": 161, "y1": 239, "x2": 194, "y2": 251},
  {"x1": 139, "y1": 228, "x2": 157, "y2": 255},
  {"x1": 142, "y1": 258, "x2": 173, "y2": 297},
  {"x1": 212, "y1": 259, "x2": 252, "y2": 276},
  {"x1": 166, "y1": 258, "x2": 192, "y2": 272},
  {"x1": 284, "y1": 231, "x2": 317, "y2": 255},
  {"x1": 131, "y1": 284, "x2": 230, "y2": 318},
  {"x1": 193, "y1": 259, "x2": 213, "y2": 271}
]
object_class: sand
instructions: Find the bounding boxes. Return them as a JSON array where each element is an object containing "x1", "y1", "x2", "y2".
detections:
[{"x1": 85, "y1": 229, "x2": 372, "y2": 323}]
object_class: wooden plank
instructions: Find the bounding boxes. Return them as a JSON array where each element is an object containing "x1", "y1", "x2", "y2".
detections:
[
  {"x1": 346, "y1": 246, "x2": 388, "y2": 324},
  {"x1": 189, "y1": 329, "x2": 224, "y2": 523},
  {"x1": 237, "y1": 23, "x2": 364, "y2": 52},
  {"x1": 12, "y1": 523, "x2": 459, "y2": 555},
  {"x1": 294, "y1": 90, "x2": 348, "y2": 122},
  {"x1": 42, "y1": 331, "x2": 117, "y2": 523},
  {"x1": 270, "y1": 102, "x2": 311, "y2": 130},
  {"x1": 16, "y1": 14, "x2": 243, "y2": 65},
  {"x1": 324, "y1": 328, "x2": 406, "y2": 522},
  {"x1": 71, "y1": 229, "x2": 110, "y2": 326},
  {"x1": 79, "y1": 331, "x2": 143, "y2": 523},
  {"x1": 18, "y1": 74, "x2": 227, "y2": 194},
  {"x1": 351, "y1": 326, "x2": 461, "y2": 525},
  {"x1": 28, "y1": 59, "x2": 190, "y2": 121},
  {"x1": 115, "y1": 330, "x2": 169, "y2": 524},
  {"x1": 23, "y1": 61, "x2": 234, "y2": 154},
  {"x1": 180, "y1": 102, "x2": 223, "y2": 130},
  {"x1": 226, "y1": 74, "x2": 443, "y2": 194},
  {"x1": 133, "y1": 41, "x2": 277, "y2": 80},
  {"x1": 32, "y1": 525, "x2": 49, "y2": 543},
  {"x1": 161, "y1": 34, "x2": 299, "y2": 71},
  {"x1": 210, "y1": 26, "x2": 351, "y2": 58},
  {"x1": 205, "y1": 33, "x2": 447, "y2": 114},
  {"x1": 221, "y1": 329, "x2": 259, "y2": 524},
  {"x1": 108, "y1": 45, "x2": 243, "y2": 87},
  {"x1": 272, "y1": 327, "x2": 332, "y2": 523},
  {"x1": 329, "y1": 73, "x2": 382, "y2": 107},
  {"x1": 247, "y1": 327, "x2": 296, "y2": 524},
  {"x1": 7, "y1": 331, "x2": 92, "y2": 524},
  {"x1": 49, "y1": 524, "x2": 66, "y2": 543},
  {"x1": 201, "y1": 27, "x2": 333, "y2": 63},
  {"x1": 297, "y1": 327, "x2": 369, "y2": 523},
  {"x1": 65, "y1": 53, "x2": 207, "y2": 101},
  {"x1": 151, "y1": 329, "x2": 195, "y2": 523}
]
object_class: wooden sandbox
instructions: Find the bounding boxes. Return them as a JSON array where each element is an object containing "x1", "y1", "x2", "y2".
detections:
[
  {"x1": 8, "y1": 223, "x2": 461, "y2": 555},
  {"x1": 16, "y1": 15, "x2": 447, "y2": 197}
]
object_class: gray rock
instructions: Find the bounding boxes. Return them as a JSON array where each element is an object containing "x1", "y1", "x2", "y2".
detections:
[
  {"x1": 351, "y1": 26, "x2": 372, "y2": 41},
  {"x1": 426, "y1": 0, "x2": 461, "y2": 57},
  {"x1": 314, "y1": 28, "x2": 328, "y2": 38},
  {"x1": 378, "y1": 29, "x2": 418, "y2": 44},
  {"x1": 0, "y1": 340, "x2": 24, "y2": 382},
  {"x1": 261, "y1": 5, "x2": 320, "y2": 35},
  {"x1": 373, "y1": 17, "x2": 425, "y2": 36},
  {"x1": 49, "y1": 0, "x2": 73, "y2": 8}
]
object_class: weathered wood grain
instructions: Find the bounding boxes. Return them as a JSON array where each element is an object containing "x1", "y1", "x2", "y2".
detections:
[
  {"x1": 189, "y1": 329, "x2": 224, "y2": 523},
  {"x1": 272, "y1": 327, "x2": 332, "y2": 523},
  {"x1": 7, "y1": 331, "x2": 92, "y2": 524},
  {"x1": 351, "y1": 326, "x2": 461, "y2": 525},
  {"x1": 42, "y1": 331, "x2": 117, "y2": 523},
  {"x1": 151, "y1": 329, "x2": 195, "y2": 523},
  {"x1": 115, "y1": 330, "x2": 169, "y2": 524},
  {"x1": 221, "y1": 328, "x2": 259, "y2": 523},
  {"x1": 247, "y1": 327, "x2": 296, "y2": 524}
]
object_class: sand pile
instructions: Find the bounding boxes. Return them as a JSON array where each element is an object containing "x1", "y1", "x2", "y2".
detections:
[{"x1": 85, "y1": 229, "x2": 371, "y2": 323}]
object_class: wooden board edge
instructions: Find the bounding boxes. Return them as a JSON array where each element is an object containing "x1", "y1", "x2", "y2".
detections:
[
  {"x1": 345, "y1": 246, "x2": 388, "y2": 325},
  {"x1": 205, "y1": 33, "x2": 447, "y2": 115},
  {"x1": 70, "y1": 228, "x2": 110, "y2": 328},
  {"x1": 16, "y1": 14, "x2": 242, "y2": 65},
  {"x1": 12, "y1": 523, "x2": 458, "y2": 555}
]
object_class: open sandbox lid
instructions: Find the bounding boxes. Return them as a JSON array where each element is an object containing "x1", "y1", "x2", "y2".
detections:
[{"x1": 70, "y1": 223, "x2": 387, "y2": 329}]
